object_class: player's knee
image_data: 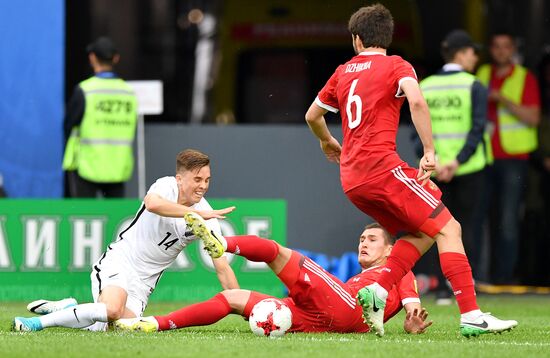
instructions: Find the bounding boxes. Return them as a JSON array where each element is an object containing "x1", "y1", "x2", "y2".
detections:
[
  {"x1": 221, "y1": 289, "x2": 248, "y2": 311},
  {"x1": 276, "y1": 245, "x2": 291, "y2": 260},
  {"x1": 221, "y1": 289, "x2": 239, "y2": 305},
  {"x1": 105, "y1": 303, "x2": 125, "y2": 321},
  {"x1": 442, "y1": 218, "x2": 462, "y2": 241},
  {"x1": 451, "y1": 218, "x2": 462, "y2": 237}
]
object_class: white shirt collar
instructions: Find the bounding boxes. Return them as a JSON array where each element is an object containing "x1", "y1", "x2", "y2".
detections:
[
  {"x1": 442, "y1": 63, "x2": 464, "y2": 71},
  {"x1": 359, "y1": 51, "x2": 386, "y2": 56},
  {"x1": 361, "y1": 264, "x2": 381, "y2": 273}
]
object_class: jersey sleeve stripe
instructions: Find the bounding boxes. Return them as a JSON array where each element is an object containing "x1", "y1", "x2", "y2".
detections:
[
  {"x1": 401, "y1": 297, "x2": 421, "y2": 305},
  {"x1": 395, "y1": 77, "x2": 417, "y2": 97},
  {"x1": 315, "y1": 96, "x2": 339, "y2": 113}
]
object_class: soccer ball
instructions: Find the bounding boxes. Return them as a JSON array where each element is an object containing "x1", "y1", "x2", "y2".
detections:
[{"x1": 248, "y1": 298, "x2": 292, "y2": 338}]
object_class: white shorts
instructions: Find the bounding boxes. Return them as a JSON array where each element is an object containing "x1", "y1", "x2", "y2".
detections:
[{"x1": 90, "y1": 252, "x2": 153, "y2": 318}]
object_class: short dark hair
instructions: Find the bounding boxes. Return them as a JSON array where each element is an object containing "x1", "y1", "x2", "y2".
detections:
[
  {"x1": 440, "y1": 29, "x2": 480, "y2": 62},
  {"x1": 348, "y1": 4, "x2": 394, "y2": 49},
  {"x1": 490, "y1": 31, "x2": 516, "y2": 45},
  {"x1": 87, "y1": 37, "x2": 118, "y2": 64},
  {"x1": 441, "y1": 48, "x2": 460, "y2": 63},
  {"x1": 364, "y1": 222, "x2": 394, "y2": 245},
  {"x1": 176, "y1": 149, "x2": 210, "y2": 173}
]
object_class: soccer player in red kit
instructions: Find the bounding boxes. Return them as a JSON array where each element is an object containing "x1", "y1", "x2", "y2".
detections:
[
  {"x1": 114, "y1": 219, "x2": 432, "y2": 335},
  {"x1": 304, "y1": 4, "x2": 517, "y2": 337}
]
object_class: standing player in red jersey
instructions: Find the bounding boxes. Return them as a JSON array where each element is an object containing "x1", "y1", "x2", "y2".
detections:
[
  {"x1": 113, "y1": 219, "x2": 432, "y2": 335},
  {"x1": 304, "y1": 4, "x2": 517, "y2": 338}
]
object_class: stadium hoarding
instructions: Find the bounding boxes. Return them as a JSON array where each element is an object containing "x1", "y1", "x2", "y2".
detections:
[{"x1": 0, "y1": 199, "x2": 286, "y2": 302}]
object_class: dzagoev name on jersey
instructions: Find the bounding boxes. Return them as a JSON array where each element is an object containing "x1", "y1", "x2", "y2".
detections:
[{"x1": 345, "y1": 61, "x2": 372, "y2": 73}]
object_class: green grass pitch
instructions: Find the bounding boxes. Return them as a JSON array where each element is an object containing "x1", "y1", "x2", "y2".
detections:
[{"x1": 1, "y1": 295, "x2": 548, "y2": 358}]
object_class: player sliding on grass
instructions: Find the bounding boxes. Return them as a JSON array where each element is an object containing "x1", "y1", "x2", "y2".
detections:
[
  {"x1": 114, "y1": 217, "x2": 432, "y2": 335},
  {"x1": 304, "y1": 4, "x2": 517, "y2": 337},
  {"x1": 13, "y1": 149, "x2": 237, "y2": 332}
]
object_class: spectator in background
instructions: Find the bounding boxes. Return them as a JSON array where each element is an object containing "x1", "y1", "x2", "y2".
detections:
[
  {"x1": 63, "y1": 37, "x2": 138, "y2": 198},
  {"x1": 476, "y1": 32, "x2": 541, "y2": 284},
  {"x1": 420, "y1": 30, "x2": 491, "y2": 303}
]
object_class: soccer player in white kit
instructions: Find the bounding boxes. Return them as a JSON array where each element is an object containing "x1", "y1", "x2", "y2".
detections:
[{"x1": 13, "y1": 149, "x2": 238, "y2": 331}]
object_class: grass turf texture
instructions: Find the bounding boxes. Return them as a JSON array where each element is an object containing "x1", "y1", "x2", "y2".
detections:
[{"x1": 1, "y1": 296, "x2": 548, "y2": 358}]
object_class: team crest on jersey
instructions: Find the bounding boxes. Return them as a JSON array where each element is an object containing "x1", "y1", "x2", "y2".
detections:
[{"x1": 428, "y1": 180, "x2": 438, "y2": 191}]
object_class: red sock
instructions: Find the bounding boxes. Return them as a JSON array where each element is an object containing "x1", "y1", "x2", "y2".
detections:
[
  {"x1": 377, "y1": 240, "x2": 421, "y2": 292},
  {"x1": 155, "y1": 293, "x2": 231, "y2": 331},
  {"x1": 225, "y1": 235, "x2": 279, "y2": 263},
  {"x1": 439, "y1": 252, "x2": 479, "y2": 313}
]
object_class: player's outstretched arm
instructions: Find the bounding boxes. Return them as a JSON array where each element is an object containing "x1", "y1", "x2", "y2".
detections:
[
  {"x1": 305, "y1": 102, "x2": 341, "y2": 163},
  {"x1": 403, "y1": 303, "x2": 433, "y2": 334},
  {"x1": 144, "y1": 193, "x2": 235, "y2": 219},
  {"x1": 196, "y1": 207, "x2": 236, "y2": 220},
  {"x1": 213, "y1": 256, "x2": 239, "y2": 290}
]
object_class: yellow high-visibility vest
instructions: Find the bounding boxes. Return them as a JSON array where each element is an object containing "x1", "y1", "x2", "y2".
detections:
[
  {"x1": 421, "y1": 72, "x2": 491, "y2": 176},
  {"x1": 477, "y1": 64, "x2": 537, "y2": 154},
  {"x1": 62, "y1": 76, "x2": 137, "y2": 182}
]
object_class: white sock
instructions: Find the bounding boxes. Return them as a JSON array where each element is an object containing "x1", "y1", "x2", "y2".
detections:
[
  {"x1": 83, "y1": 322, "x2": 109, "y2": 331},
  {"x1": 372, "y1": 282, "x2": 389, "y2": 300},
  {"x1": 39, "y1": 303, "x2": 108, "y2": 329},
  {"x1": 218, "y1": 234, "x2": 228, "y2": 250},
  {"x1": 461, "y1": 309, "x2": 483, "y2": 321}
]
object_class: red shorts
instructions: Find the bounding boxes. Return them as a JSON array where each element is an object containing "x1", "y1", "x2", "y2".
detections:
[
  {"x1": 346, "y1": 164, "x2": 452, "y2": 237},
  {"x1": 244, "y1": 251, "x2": 369, "y2": 333}
]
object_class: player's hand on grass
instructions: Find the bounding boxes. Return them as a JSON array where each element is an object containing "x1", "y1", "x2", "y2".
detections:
[
  {"x1": 197, "y1": 206, "x2": 236, "y2": 220},
  {"x1": 320, "y1": 136, "x2": 342, "y2": 164},
  {"x1": 417, "y1": 151, "x2": 436, "y2": 185},
  {"x1": 404, "y1": 307, "x2": 433, "y2": 334}
]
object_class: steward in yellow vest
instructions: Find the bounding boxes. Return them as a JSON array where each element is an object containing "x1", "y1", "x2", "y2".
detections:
[
  {"x1": 477, "y1": 63, "x2": 538, "y2": 154},
  {"x1": 421, "y1": 31, "x2": 492, "y2": 182},
  {"x1": 474, "y1": 32, "x2": 541, "y2": 284},
  {"x1": 421, "y1": 71, "x2": 492, "y2": 177},
  {"x1": 63, "y1": 37, "x2": 137, "y2": 197}
]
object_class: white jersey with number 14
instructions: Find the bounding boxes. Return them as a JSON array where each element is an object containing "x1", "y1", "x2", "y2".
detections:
[{"x1": 104, "y1": 176, "x2": 221, "y2": 288}]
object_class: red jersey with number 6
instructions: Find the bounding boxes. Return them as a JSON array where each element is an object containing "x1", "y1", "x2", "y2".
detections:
[{"x1": 315, "y1": 52, "x2": 418, "y2": 192}]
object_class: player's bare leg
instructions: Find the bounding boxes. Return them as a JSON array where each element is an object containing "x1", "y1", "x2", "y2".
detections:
[
  {"x1": 98, "y1": 286, "x2": 136, "y2": 320},
  {"x1": 266, "y1": 245, "x2": 292, "y2": 274}
]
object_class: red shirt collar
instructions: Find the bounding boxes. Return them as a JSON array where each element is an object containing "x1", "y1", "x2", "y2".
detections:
[{"x1": 490, "y1": 63, "x2": 515, "y2": 80}]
